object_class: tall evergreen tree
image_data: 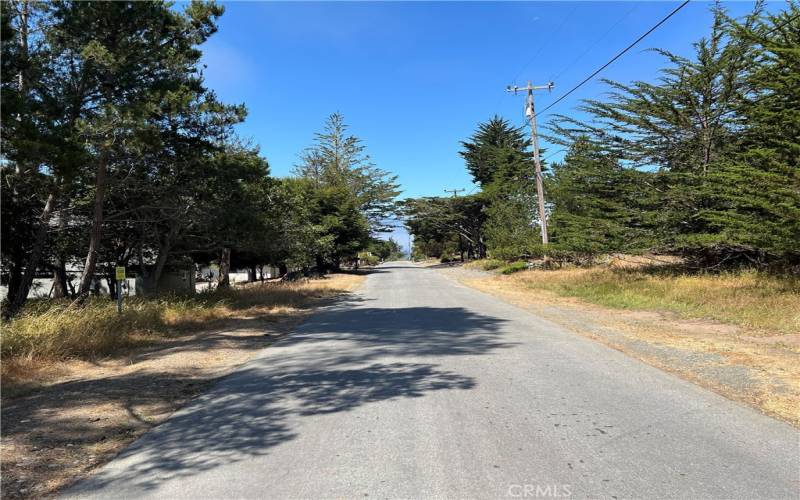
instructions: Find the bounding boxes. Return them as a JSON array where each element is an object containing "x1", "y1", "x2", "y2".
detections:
[
  {"x1": 48, "y1": 1, "x2": 227, "y2": 295},
  {"x1": 547, "y1": 138, "x2": 654, "y2": 257},
  {"x1": 546, "y1": 4, "x2": 785, "y2": 265},
  {"x1": 460, "y1": 116, "x2": 531, "y2": 187},
  {"x1": 697, "y1": 3, "x2": 800, "y2": 265},
  {"x1": 295, "y1": 112, "x2": 400, "y2": 233}
]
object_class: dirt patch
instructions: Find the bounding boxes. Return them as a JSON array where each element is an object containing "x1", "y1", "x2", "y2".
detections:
[
  {"x1": 437, "y1": 267, "x2": 800, "y2": 427},
  {"x1": 740, "y1": 333, "x2": 800, "y2": 347},
  {"x1": 1, "y1": 273, "x2": 364, "y2": 500}
]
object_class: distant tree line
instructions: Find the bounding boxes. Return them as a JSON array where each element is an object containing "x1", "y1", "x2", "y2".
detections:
[
  {"x1": 1, "y1": 1, "x2": 399, "y2": 317},
  {"x1": 405, "y1": 3, "x2": 799, "y2": 271}
]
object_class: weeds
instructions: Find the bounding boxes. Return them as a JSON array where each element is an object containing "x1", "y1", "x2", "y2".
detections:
[
  {"x1": 506, "y1": 267, "x2": 800, "y2": 333},
  {"x1": 1, "y1": 275, "x2": 361, "y2": 361},
  {"x1": 499, "y1": 261, "x2": 528, "y2": 275},
  {"x1": 482, "y1": 260, "x2": 504, "y2": 271}
]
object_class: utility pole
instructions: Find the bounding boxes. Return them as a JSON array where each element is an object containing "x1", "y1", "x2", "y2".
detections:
[
  {"x1": 444, "y1": 188, "x2": 466, "y2": 262},
  {"x1": 506, "y1": 81, "x2": 554, "y2": 247}
]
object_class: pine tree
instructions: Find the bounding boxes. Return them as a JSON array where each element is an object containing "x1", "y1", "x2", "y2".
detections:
[
  {"x1": 546, "y1": 4, "x2": 786, "y2": 266},
  {"x1": 295, "y1": 112, "x2": 400, "y2": 233},
  {"x1": 696, "y1": 3, "x2": 800, "y2": 266},
  {"x1": 460, "y1": 116, "x2": 531, "y2": 187},
  {"x1": 547, "y1": 138, "x2": 654, "y2": 258}
]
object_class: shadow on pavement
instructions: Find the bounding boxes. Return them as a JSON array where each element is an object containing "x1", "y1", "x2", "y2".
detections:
[{"x1": 67, "y1": 304, "x2": 511, "y2": 495}]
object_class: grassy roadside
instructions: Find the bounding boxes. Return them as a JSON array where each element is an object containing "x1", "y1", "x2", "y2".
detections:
[
  {"x1": 2, "y1": 275, "x2": 363, "y2": 385},
  {"x1": 464, "y1": 258, "x2": 799, "y2": 333},
  {"x1": 1, "y1": 273, "x2": 365, "y2": 499},
  {"x1": 505, "y1": 267, "x2": 797, "y2": 334},
  {"x1": 450, "y1": 259, "x2": 800, "y2": 426}
]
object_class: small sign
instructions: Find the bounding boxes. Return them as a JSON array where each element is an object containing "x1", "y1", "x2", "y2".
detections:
[{"x1": 115, "y1": 266, "x2": 126, "y2": 281}]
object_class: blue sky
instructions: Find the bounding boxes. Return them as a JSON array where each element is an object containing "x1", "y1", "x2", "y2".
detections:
[{"x1": 198, "y1": 1, "x2": 773, "y2": 247}]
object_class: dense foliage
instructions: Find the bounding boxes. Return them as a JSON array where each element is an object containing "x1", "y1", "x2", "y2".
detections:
[
  {"x1": 1, "y1": 1, "x2": 398, "y2": 317},
  {"x1": 406, "y1": 3, "x2": 799, "y2": 270}
]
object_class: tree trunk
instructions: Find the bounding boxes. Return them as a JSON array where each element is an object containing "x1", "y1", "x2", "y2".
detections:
[
  {"x1": 78, "y1": 149, "x2": 109, "y2": 294},
  {"x1": 4, "y1": 190, "x2": 56, "y2": 318},
  {"x1": 217, "y1": 247, "x2": 231, "y2": 289},
  {"x1": 3, "y1": 261, "x2": 23, "y2": 310},
  {"x1": 315, "y1": 254, "x2": 325, "y2": 274},
  {"x1": 52, "y1": 258, "x2": 69, "y2": 299},
  {"x1": 248, "y1": 265, "x2": 256, "y2": 283},
  {"x1": 17, "y1": 0, "x2": 29, "y2": 97},
  {"x1": 106, "y1": 270, "x2": 117, "y2": 300},
  {"x1": 258, "y1": 264, "x2": 265, "y2": 282},
  {"x1": 146, "y1": 227, "x2": 177, "y2": 295},
  {"x1": 278, "y1": 262, "x2": 288, "y2": 277}
]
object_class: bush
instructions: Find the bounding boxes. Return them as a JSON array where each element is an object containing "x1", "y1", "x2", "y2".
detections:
[
  {"x1": 481, "y1": 259, "x2": 505, "y2": 270},
  {"x1": 357, "y1": 251, "x2": 380, "y2": 266},
  {"x1": 499, "y1": 261, "x2": 529, "y2": 274}
]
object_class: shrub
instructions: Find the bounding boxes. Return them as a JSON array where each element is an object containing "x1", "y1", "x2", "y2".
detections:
[
  {"x1": 481, "y1": 259, "x2": 505, "y2": 270},
  {"x1": 357, "y1": 251, "x2": 380, "y2": 266},
  {"x1": 499, "y1": 261, "x2": 529, "y2": 274}
]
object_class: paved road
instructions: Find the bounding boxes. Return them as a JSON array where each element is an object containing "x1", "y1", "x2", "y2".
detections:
[{"x1": 65, "y1": 262, "x2": 799, "y2": 499}]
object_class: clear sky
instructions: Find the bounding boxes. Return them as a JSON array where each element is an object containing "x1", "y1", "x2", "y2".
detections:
[{"x1": 198, "y1": 0, "x2": 772, "y2": 248}]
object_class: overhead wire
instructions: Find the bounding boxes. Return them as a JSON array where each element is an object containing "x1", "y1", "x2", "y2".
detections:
[
  {"x1": 511, "y1": 4, "x2": 579, "y2": 85},
  {"x1": 491, "y1": 5, "x2": 578, "y2": 115},
  {"x1": 761, "y1": 9, "x2": 800, "y2": 36},
  {"x1": 551, "y1": 4, "x2": 639, "y2": 82},
  {"x1": 535, "y1": 0, "x2": 691, "y2": 119}
]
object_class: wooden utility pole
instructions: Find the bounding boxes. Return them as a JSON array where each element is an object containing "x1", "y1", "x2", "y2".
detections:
[{"x1": 506, "y1": 81, "x2": 554, "y2": 246}]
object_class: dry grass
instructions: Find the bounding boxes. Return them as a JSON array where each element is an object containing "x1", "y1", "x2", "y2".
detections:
[
  {"x1": 1, "y1": 273, "x2": 364, "y2": 376},
  {"x1": 464, "y1": 259, "x2": 505, "y2": 271},
  {"x1": 504, "y1": 267, "x2": 799, "y2": 334},
  {"x1": 1, "y1": 273, "x2": 365, "y2": 499},
  {"x1": 414, "y1": 258, "x2": 444, "y2": 267}
]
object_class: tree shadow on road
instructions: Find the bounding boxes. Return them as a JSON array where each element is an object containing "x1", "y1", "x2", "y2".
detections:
[
  {"x1": 64, "y1": 304, "x2": 511, "y2": 496},
  {"x1": 283, "y1": 303, "x2": 513, "y2": 359}
]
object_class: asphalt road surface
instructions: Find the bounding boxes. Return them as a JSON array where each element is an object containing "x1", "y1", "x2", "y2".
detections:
[{"x1": 65, "y1": 262, "x2": 799, "y2": 499}]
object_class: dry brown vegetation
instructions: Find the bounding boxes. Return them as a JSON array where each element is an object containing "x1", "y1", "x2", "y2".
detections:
[
  {"x1": 1, "y1": 273, "x2": 364, "y2": 499},
  {"x1": 2, "y1": 274, "x2": 364, "y2": 368},
  {"x1": 443, "y1": 260, "x2": 800, "y2": 426},
  {"x1": 505, "y1": 265, "x2": 799, "y2": 333}
]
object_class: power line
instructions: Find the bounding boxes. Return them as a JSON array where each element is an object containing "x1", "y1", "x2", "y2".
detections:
[
  {"x1": 511, "y1": 5, "x2": 578, "y2": 85},
  {"x1": 543, "y1": 148, "x2": 567, "y2": 162},
  {"x1": 552, "y1": 4, "x2": 639, "y2": 82},
  {"x1": 535, "y1": 0, "x2": 690, "y2": 118},
  {"x1": 491, "y1": 6, "x2": 576, "y2": 114},
  {"x1": 763, "y1": 10, "x2": 800, "y2": 36},
  {"x1": 537, "y1": 6, "x2": 798, "y2": 118}
]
